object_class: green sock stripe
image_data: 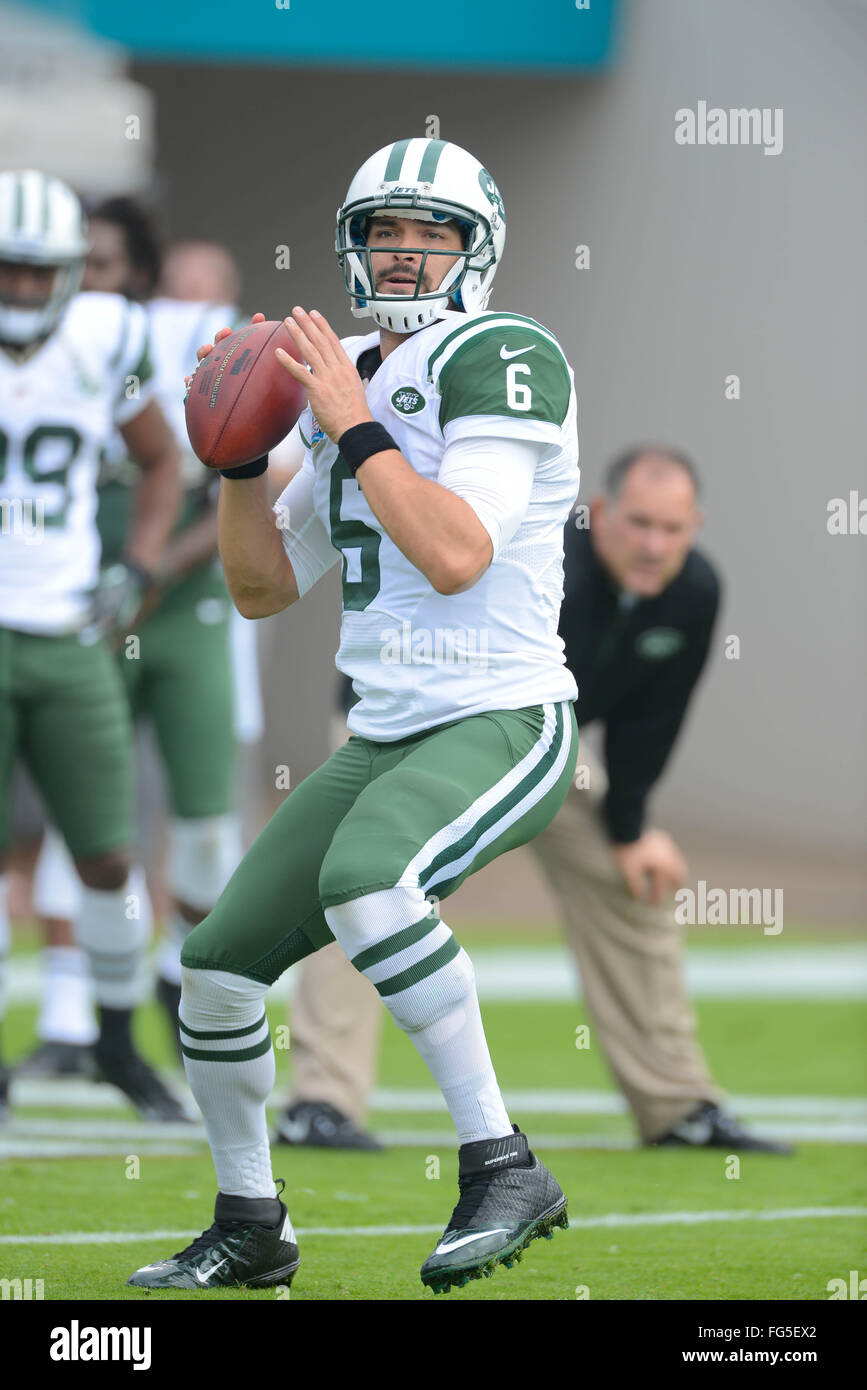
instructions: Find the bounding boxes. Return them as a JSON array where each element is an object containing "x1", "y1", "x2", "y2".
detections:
[
  {"x1": 178, "y1": 1011, "x2": 267, "y2": 1042},
  {"x1": 384, "y1": 138, "x2": 412, "y2": 181},
  {"x1": 180, "y1": 1033, "x2": 272, "y2": 1064},
  {"x1": 375, "y1": 935, "x2": 460, "y2": 998},
  {"x1": 351, "y1": 912, "x2": 439, "y2": 974},
  {"x1": 422, "y1": 704, "x2": 565, "y2": 892}
]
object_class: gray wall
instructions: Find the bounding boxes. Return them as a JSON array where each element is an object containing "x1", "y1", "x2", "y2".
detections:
[{"x1": 134, "y1": 0, "x2": 867, "y2": 862}]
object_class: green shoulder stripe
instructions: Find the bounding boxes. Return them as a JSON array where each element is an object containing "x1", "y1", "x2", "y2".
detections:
[
  {"x1": 433, "y1": 319, "x2": 572, "y2": 431},
  {"x1": 127, "y1": 331, "x2": 155, "y2": 391}
]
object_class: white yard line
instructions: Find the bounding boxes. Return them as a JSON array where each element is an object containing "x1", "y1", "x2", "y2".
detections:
[
  {"x1": 1, "y1": 1121, "x2": 866, "y2": 1160},
  {"x1": 1, "y1": 1207, "x2": 865, "y2": 1245},
  {"x1": 6, "y1": 945, "x2": 867, "y2": 1004},
  {"x1": 12, "y1": 1079, "x2": 867, "y2": 1119}
]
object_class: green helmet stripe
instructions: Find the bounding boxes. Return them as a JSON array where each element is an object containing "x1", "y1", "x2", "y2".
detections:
[
  {"x1": 383, "y1": 138, "x2": 412, "y2": 182},
  {"x1": 417, "y1": 138, "x2": 447, "y2": 182}
]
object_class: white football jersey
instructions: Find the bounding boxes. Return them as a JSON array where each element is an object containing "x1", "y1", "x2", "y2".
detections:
[
  {"x1": 275, "y1": 308, "x2": 580, "y2": 741},
  {"x1": 0, "y1": 292, "x2": 155, "y2": 634}
]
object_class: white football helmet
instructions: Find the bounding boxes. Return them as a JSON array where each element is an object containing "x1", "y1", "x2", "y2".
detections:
[
  {"x1": 0, "y1": 170, "x2": 88, "y2": 344},
  {"x1": 335, "y1": 138, "x2": 506, "y2": 333}
]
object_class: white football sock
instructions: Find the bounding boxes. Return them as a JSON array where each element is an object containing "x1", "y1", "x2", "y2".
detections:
[
  {"x1": 37, "y1": 947, "x2": 97, "y2": 1044},
  {"x1": 179, "y1": 966, "x2": 281, "y2": 1204},
  {"x1": 73, "y1": 866, "x2": 153, "y2": 1009},
  {"x1": 325, "y1": 885, "x2": 512, "y2": 1145}
]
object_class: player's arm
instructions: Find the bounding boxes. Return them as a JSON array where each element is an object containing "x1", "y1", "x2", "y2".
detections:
[
  {"x1": 218, "y1": 470, "x2": 299, "y2": 617},
  {"x1": 277, "y1": 308, "x2": 494, "y2": 594},
  {"x1": 118, "y1": 399, "x2": 183, "y2": 575}
]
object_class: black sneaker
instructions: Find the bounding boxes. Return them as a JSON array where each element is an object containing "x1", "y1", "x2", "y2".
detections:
[
  {"x1": 127, "y1": 1183, "x2": 299, "y2": 1290},
  {"x1": 273, "y1": 1100, "x2": 384, "y2": 1152},
  {"x1": 648, "y1": 1101, "x2": 794, "y2": 1155},
  {"x1": 94, "y1": 1044, "x2": 192, "y2": 1123},
  {"x1": 420, "y1": 1127, "x2": 568, "y2": 1294},
  {"x1": 154, "y1": 975, "x2": 184, "y2": 1065},
  {"x1": 15, "y1": 1040, "x2": 96, "y2": 1080}
]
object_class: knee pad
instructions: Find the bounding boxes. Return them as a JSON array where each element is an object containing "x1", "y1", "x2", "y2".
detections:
[
  {"x1": 179, "y1": 965, "x2": 268, "y2": 1032},
  {"x1": 167, "y1": 815, "x2": 243, "y2": 912},
  {"x1": 33, "y1": 825, "x2": 82, "y2": 921}
]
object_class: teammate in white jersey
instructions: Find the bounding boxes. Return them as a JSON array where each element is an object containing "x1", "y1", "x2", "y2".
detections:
[
  {"x1": 0, "y1": 170, "x2": 186, "y2": 1121},
  {"x1": 130, "y1": 138, "x2": 580, "y2": 1295}
]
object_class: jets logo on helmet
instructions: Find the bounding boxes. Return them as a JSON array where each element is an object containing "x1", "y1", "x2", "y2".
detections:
[
  {"x1": 0, "y1": 170, "x2": 89, "y2": 345},
  {"x1": 335, "y1": 138, "x2": 507, "y2": 334}
]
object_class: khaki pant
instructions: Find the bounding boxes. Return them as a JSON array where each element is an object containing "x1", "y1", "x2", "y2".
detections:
[
  {"x1": 287, "y1": 738, "x2": 722, "y2": 1141},
  {"x1": 531, "y1": 747, "x2": 723, "y2": 1141}
]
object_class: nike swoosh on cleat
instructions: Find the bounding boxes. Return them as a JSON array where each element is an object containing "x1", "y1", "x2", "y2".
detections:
[
  {"x1": 195, "y1": 1256, "x2": 229, "y2": 1285},
  {"x1": 499, "y1": 344, "x2": 537, "y2": 359},
  {"x1": 434, "y1": 1228, "x2": 511, "y2": 1255}
]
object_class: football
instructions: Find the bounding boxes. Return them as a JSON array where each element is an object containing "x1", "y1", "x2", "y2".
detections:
[{"x1": 184, "y1": 318, "x2": 308, "y2": 469}]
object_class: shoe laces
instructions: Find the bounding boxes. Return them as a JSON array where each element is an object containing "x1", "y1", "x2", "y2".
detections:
[{"x1": 170, "y1": 1222, "x2": 234, "y2": 1264}]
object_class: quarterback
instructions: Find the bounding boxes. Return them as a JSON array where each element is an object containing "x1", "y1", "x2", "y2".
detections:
[{"x1": 129, "y1": 138, "x2": 581, "y2": 1294}]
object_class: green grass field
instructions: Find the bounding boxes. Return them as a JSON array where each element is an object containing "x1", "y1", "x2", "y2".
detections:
[{"x1": 2, "y1": 924, "x2": 865, "y2": 1301}]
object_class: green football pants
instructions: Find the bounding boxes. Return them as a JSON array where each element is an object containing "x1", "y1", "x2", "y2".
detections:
[{"x1": 182, "y1": 700, "x2": 578, "y2": 984}]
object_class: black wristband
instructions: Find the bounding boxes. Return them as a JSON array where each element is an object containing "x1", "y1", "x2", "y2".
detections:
[
  {"x1": 219, "y1": 455, "x2": 268, "y2": 480},
  {"x1": 338, "y1": 422, "x2": 397, "y2": 476}
]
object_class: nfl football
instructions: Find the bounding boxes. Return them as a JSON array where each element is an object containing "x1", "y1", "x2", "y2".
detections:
[{"x1": 184, "y1": 318, "x2": 308, "y2": 469}]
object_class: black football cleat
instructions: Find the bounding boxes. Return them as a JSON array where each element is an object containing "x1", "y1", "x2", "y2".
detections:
[
  {"x1": 273, "y1": 1100, "x2": 384, "y2": 1152},
  {"x1": 127, "y1": 1184, "x2": 300, "y2": 1290},
  {"x1": 420, "y1": 1126, "x2": 568, "y2": 1295},
  {"x1": 0, "y1": 1064, "x2": 9, "y2": 1123},
  {"x1": 94, "y1": 1044, "x2": 192, "y2": 1123},
  {"x1": 15, "y1": 1040, "x2": 96, "y2": 1080},
  {"x1": 648, "y1": 1101, "x2": 794, "y2": 1155}
]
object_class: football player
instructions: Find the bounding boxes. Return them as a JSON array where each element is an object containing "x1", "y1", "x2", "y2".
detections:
[
  {"x1": 0, "y1": 170, "x2": 185, "y2": 1120},
  {"x1": 129, "y1": 138, "x2": 579, "y2": 1294}
]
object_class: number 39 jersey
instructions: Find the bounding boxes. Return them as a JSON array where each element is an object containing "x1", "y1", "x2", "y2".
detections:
[
  {"x1": 0, "y1": 292, "x2": 155, "y2": 634},
  {"x1": 275, "y1": 308, "x2": 580, "y2": 741}
]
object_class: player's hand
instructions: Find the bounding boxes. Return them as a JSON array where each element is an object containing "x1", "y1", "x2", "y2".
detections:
[
  {"x1": 183, "y1": 313, "x2": 266, "y2": 394},
  {"x1": 83, "y1": 561, "x2": 153, "y2": 644},
  {"x1": 612, "y1": 829, "x2": 688, "y2": 906},
  {"x1": 276, "y1": 306, "x2": 373, "y2": 443}
]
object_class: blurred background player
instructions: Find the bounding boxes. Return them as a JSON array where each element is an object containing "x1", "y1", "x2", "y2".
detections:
[
  {"x1": 17, "y1": 209, "x2": 295, "y2": 1077},
  {"x1": 0, "y1": 169, "x2": 184, "y2": 1120},
  {"x1": 16, "y1": 205, "x2": 252, "y2": 1073},
  {"x1": 286, "y1": 447, "x2": 794, "y2": 1155}
]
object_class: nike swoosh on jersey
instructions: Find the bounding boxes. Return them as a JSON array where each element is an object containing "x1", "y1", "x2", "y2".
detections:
[
  {"x1": 434, "y1": 1228, "x2": 511, "y2": 1255},
  {"x1": 499, "y1": 344, "x2": 537, "y2": 359},
  {"x1": 195, "y1": 1256, "x2": 229, "y2": 1284}
]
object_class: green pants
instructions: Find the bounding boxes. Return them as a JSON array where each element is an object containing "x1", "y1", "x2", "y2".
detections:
[
  {"x1": 119, "y1": 562, "x2": 236, "y2": 820},
  {"x1": 0, "y1": 627, "x2": 132, "y2": 857},
  {"x1": 183, "y1": 701, "x2": 578, "y2": 984}
]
